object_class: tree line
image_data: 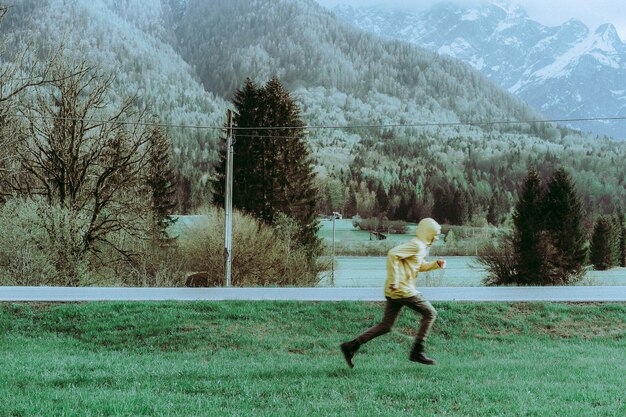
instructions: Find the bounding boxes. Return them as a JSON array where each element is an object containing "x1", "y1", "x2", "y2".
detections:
[
  {"x1": 316, "y1": 126, "x2": 625, "y2": 229},
  {"x1": 4, "y1": 0, "x2": 624, "y2": 220},
  {"x1": 479, "y1": 167, "x2": 625, "y2": 285}
]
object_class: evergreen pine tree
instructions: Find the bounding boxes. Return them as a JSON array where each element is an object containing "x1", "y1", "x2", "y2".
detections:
[
  {"x1": 395, "y1": 191, "x2": 410, "y2": 221},
  {"x1": 452, "y1": 188, "x2": 469, "y2": 225},
  {"x1": 374, "y1": 182, "x2": 388, "y2": 216},
  {"x1": 621, "y1": 218, "x2": 626, "y2": 268},
  {"x1": 513, "y1": 168, "x2": 548, "y2": 284},
  {"x1": 590, "y1": 216, "x2": 613, "y2": 270},
  {"x1": 487, "y1": 194, "x2": 498, "y2": 225},
  {"x1": 465, "y1": 189, "x2": 475, "y2": 223},
  {"x1": 177, "y1": 175, "x2": 192, "y2": 215},
  {"x1": 406, "y1": 191, "x2": 419, "y2": 222},
  {"x1": 542, "y1": 167, "x2": 587, "y2": 283},
  {"x1": 261, "y1": 77, "x2": 319, "y2": 249},
  {"x1": 213, "y1": 77, "x2": 320, "y2": 252},
  {"x1": 147, "y1": 124, "x2": 178, "y2": 242},
  {"x1": 344, "y1": 183, "x2": 358, "y2": 218},
  {"x1": 213, "y1": 77, "x2": 261, "y2": 214},
  {"x1": 432, "y1": 186, "x2": 450, "y2": 224}
]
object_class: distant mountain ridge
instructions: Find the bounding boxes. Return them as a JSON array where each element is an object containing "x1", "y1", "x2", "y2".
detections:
[
  {"x1": 331, "y1": 1, "x2": 626, "y2": 140},
  {"x1": 1, "y1": 0, "x2": 624, "y2": 214}
]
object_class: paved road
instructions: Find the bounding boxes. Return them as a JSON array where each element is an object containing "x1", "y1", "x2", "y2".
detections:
[
  {"x1": 1, "y1": 286, "x2": 625, "y2": 302},
  {"x1": 323, "y1": 256, "x2": 626, "y2": 287}
]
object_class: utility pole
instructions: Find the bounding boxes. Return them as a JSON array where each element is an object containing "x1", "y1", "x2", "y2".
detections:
[
  {"x1": 330, "y1": 211, "x2": 341, "y2": 287},
  {"x1": 331, "y1": 214, "x2": 336, "y2": 287},
  {"x1": 224, "y1": 109, "x2": 234, "y2": 287}
]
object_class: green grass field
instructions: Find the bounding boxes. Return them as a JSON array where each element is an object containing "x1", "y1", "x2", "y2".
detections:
[{"x1": 1, "y1": 301, "x2": 624, "y2": 416}]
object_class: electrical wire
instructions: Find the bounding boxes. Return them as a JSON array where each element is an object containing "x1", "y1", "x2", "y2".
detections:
[
  {"x1": 232, "y1": 116, "x2": 626, "y2": 131},
  {"x1": 3, "y1": 112, "x2": 626, "y2": 132},
  {"x1": 5, "y1": 113, "x2": 226, "y2": 130}
]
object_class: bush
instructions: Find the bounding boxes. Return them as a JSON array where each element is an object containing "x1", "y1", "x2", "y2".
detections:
[
  {"x1": 387, "y1": 220, "x2": 408, "y2": 234},
  {"x1": 476, "y1": 230, "x2": 518, "y2": 286},
  {"x1": 353, "y1": 217, "x2": 407, "y2": 234},
  {"x1": 178, "y1": 206, "x2": 323, "y2": 287},
  {"x1": 355, "y1": 217, "x2": 378, "y2": 232},
  {"x1": 123, "y1": 242, "x2": 188, "y2": 287},
  {"x1": 0, "y1": 198, "x2": 191, "y2": 287},
  {"x1": 0, "y1": 198, "x2": 89, "y2": 286},
  {"x1": 333, "y1": 240, "x2": 397, "y2": 256}
]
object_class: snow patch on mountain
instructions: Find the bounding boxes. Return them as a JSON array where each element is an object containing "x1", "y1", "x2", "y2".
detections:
[
  {"x1": 461, "y1": 10, "x2": 480, "y2": 21},
  {"x1": 331, "y1": 1, "x2": 626, "y2": 139},
  {"x1": 495, "y1": 21, "x2": 515, "y2": 32},
  {"x1": 535, "y1": 27, "x2": 623, "y2": 81},
  {"x1": 438, "y1": 38, "x2": 473, "y2": 56}
]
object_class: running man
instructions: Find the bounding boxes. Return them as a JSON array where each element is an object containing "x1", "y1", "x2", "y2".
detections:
[{"x1": 340, "y1": 218, "x2": 446, "y2": 367}]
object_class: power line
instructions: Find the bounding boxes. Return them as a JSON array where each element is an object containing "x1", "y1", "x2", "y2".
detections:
[
  {"x1": 3, "y1": 112, "x2": 626, "y2": 132},
  {"x1": 232, "y1": 116, "x2": 626, "y2": 131},
  {"x1": 6, "y1": 113, "x2": 227, "y2": 131}
]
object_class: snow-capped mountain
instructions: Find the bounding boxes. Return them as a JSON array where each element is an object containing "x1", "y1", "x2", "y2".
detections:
[{"x1": 331, "y1": 1, "x2": 626, "y2": 140}]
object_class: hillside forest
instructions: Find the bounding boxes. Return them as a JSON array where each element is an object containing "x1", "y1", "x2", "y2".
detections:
[{"x1": 0, "y1": 0, "x2": 624, "y2": 286}]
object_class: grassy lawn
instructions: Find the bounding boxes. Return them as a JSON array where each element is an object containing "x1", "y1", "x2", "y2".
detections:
[{"x1": 1, "y1": 301, "x2": 625, "y2": 416}]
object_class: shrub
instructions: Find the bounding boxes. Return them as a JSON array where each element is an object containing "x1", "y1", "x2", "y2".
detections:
[
  {"x1": 333, "y1": 240, "x2": 397, "y2": 256},
  {"x1": 0, "y1": 198, "x2": 90, "y2": 286},
  {"x1": 353, "y1": 217, "x2": 407, "y2": 234},
  {"x1": 387, "y1": 220, "x2": 408, "y2": 234},
  {"x1": 123, "y1": 242, "x2": 188, "y2": 287},
  {"x1": 355, "y1": 217, "x2": 378, "y2": 232},
  {"x1": 178, "y1": 206, "x2": 323, "y2": 287},
  {"x1": 477, "y1": 230, "x2": 518, "y2": 286}
]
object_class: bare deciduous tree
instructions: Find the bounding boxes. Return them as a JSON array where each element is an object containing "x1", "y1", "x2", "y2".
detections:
[
  {"x1": 0, "y1": 5, "x2": 83, "y2": 201},
  {"x1": 8, "y1": 60, "x2": 151, "y2": 263}
]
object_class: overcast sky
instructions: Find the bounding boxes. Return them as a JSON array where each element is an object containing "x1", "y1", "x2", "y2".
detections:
[{"x1": 315, "y1": 0, "x2": 626, "y2": 40}]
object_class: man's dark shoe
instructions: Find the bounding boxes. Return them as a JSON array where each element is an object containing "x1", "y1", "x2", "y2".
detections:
[
  {"x1": 340, "y1": 341, "x2": 359, "y2": 368},
  {"x1": 409, "y1": 342, "x2": 436, "y2": 365}
]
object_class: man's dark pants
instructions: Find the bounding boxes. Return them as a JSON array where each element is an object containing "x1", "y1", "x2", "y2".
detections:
[{"x1": 354, "y1": 294, "x2": 437, "y2": 345}]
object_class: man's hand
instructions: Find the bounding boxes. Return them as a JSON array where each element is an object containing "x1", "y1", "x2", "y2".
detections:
[
  {"x1": 436, "y1": 259, "x2": 446, "y2": 269},
  {"x1": 388, "y1": 283, "x2": 398, "y2": 291}
]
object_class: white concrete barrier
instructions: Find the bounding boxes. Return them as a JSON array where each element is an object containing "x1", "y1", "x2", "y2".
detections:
[{"x1": 1, "y1": 286, "x2": 625, "y2": 302}]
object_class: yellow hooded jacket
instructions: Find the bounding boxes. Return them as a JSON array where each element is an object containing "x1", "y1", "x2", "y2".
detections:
[{"x1": 384, "y1": 218, "x2": 442, "y2": 299}]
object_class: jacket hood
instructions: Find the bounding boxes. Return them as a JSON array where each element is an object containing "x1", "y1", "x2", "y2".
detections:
[{"x1": 415, "y1": 218, "x2": 441, "y2": 244}]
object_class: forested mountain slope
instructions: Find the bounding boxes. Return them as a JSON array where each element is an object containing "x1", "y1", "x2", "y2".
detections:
[
  {"x1": 1, "y1": 0, "x2": 229, "y2": 206},
  {"x1": 332, "y1": 1, "x2": 626, "y2": 140},
  {"x1": 1, "y1": 0, "x2": 624, "y2": 220}
]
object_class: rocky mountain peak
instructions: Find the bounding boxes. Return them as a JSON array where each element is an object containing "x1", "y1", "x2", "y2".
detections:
[
  {"x1": 331, "y1": 0, "x2": 626, "y2": 140},
  {"x1": 594, "y1": 23, "x2": 622, "y2": 46}
]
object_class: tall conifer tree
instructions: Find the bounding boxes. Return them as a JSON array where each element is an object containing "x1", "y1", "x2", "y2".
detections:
[
  {"x1": 611, "y1": 210, "x2": 624, "y2": 267},
  {"x1": 374, "y1": 182, "x2": 388, "y2": 216},
  {"x1": 213, "y1": 77, "x2": 260, "y2": 214},
  {"x1": 542, "y1": 167, "x2": 587, "y2": 283},
  {"x1": 213, "y1": 77, "x2": 320, "y2": 251},
  {"x1": 344, "y1": 183, "x2": 358, "y2": 218},
  {"x1": 590, "y1": 216, "x2": 613, "y2": 270},
  {"x1": 513, "y1": 168, "x2": 547, "y2": 284},
  {"x1": 147, "y1": 124, "x2": 178, "y2": 242}
]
